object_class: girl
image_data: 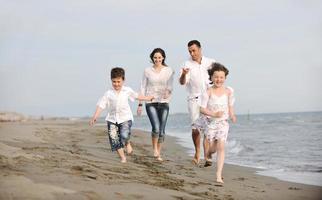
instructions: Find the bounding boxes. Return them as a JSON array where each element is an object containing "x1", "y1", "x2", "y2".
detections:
[{"x1": 200, "y1": 62, "x2": 236, "y2": 183}]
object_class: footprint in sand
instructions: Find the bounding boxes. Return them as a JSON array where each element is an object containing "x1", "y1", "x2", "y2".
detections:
[
  {"x1": 288, "y1": 187, "x2": 301, "y2": 190},
  {"x1": 233, "y1": 177, "x2": 246, "y2": 181}
]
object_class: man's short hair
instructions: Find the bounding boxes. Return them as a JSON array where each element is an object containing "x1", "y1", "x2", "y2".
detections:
[{"x1": 188, "y1": 40, "x2": 201, "y2": 48}]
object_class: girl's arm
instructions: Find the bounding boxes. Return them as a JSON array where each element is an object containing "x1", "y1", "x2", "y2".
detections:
[
  {"x1": 90, "y1": 106, "x2": 103, "y2": 126},
  {"x1": 229, "y1": 106, "x2": 237, "y2": 123},
  {"x1": 200, "y1": 107, "x2": 224, "y2": 118},
  {"x1": 227, "y1": 87, "x2": 237, "y2": 123},
  {"x1": 199, "y1": 89, "x2": 224, "y2": 118}
]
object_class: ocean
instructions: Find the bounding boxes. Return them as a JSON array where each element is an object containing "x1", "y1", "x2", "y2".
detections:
[{"x1": 132, "y1": 111, "x2": 322, "y2": 186}]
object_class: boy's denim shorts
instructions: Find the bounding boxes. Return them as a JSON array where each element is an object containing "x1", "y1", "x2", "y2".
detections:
[{"x1": 106, "y1": 120, "x2": 132, "y2": 151}]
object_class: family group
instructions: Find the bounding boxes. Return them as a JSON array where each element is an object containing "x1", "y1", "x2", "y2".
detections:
[{"x1": 90, "y1": 40, "x2": 236, "y2": 184}]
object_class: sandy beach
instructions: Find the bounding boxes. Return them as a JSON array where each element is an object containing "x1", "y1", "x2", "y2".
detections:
[{"x1": 0, "y1": 119, "x2": 321, "y2": 200}]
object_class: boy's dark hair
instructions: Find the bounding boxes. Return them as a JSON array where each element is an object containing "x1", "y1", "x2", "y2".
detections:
[
  {"x1": 187, "y1": 40, "x2": 201, "y2": 48},
  {"x1": 208, "y1": 62, "x2": 229, "y2": 82},
  {"x1": 111, "y1": 67, "x2": 125, "y2": 80}
]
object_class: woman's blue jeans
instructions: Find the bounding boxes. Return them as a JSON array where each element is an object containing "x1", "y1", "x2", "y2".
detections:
[{"x1": 145, "y1": 102, "x2": 169, "y2": 143}]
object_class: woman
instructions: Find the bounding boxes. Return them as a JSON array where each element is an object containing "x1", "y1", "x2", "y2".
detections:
[{"x1": 137, "y1": 48, "x2": 174, "y2": 161}]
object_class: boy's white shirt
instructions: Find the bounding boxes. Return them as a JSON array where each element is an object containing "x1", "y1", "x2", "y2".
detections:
[{"x1": 97, "y1": 86, "x2": 138, "y2": 124}]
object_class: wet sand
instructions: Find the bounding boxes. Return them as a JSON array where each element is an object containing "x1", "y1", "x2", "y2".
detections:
[{"x1": 0, "y1": 119, "x2": 321, "y2": 199}]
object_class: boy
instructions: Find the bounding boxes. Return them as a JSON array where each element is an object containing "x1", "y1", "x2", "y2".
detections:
[{"x1": 90, "y1": 67, "x2": 154, "y2": 163}]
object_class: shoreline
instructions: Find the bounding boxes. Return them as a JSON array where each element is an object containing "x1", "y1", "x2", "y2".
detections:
[
  {"x1": 1, "y1": 119, "x2": 321, "y2": 199},
  {"x1": 137, "y1": 127, "x2": 322, "y2": 188}
]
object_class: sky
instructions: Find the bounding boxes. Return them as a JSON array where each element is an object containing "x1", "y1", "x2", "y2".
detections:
[{"x1": 1, "y1": 0, "x2": 322, "y2": 117}]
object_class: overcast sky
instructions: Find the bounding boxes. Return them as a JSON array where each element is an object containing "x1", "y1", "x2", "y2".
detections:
[{"x1": 1, "y1": 0, "x2": 322, "y2": 117}]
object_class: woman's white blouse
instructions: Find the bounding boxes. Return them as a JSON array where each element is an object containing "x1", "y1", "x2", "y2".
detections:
[
  {"x1": 140, "y1": 67, "x2": 174, "y2": 103},
  {"x1": 96, "y1": 86, "x2": 138, "y2": 123}
]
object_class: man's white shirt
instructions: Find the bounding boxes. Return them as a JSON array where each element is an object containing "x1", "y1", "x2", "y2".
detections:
[{"x1": 180, "y1": 56, "x2": 216, "y2": 98}]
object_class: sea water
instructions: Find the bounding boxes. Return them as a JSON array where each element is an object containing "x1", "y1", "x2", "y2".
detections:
[{"x1": 132, "y1": 111, "x2": 322, "y2": 186}]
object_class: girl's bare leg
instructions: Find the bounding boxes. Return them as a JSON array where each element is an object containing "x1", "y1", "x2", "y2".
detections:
[
  {"x1": 209, "y1": 140, "x2": 217, "y2": 155},
  {"x1": 216, "y1": 140, "x2": 225, "y2": 183},
  {"x1": 203, "y1": 135, "x2": 210, "y2": 160}
]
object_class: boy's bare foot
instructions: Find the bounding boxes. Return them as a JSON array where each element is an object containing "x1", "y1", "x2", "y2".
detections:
[
  {"x1": 153, "y1": 151, "x2": 159, "y2": 158},
  {"x1": 126, "y1": 143, "x2": 133, "y2": 155},
  {"x1": 120, "y1": 158, "x2": 127, "y2": 163}
]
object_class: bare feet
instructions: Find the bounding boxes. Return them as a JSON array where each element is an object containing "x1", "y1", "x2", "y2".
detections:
[
  {"x1": 204, "y1": 160, "x2": 212, "y2": 167},
  {"x1": 216, "y1": 179, "x2": 224, "y2": 184},
  {"x1": 156, "y1": 156, "x2": 163, "y2": 162},
  {"x1": 192, "y1": 157, "x2": 200, "y2": 165},
  {"x1": 204, "y1": 151, "x2": 213, "y2": 167},
  {"x1": 206, "y1": 150, "x2": 213, "y2": 160},
  {"x1": 216, "y1": 177, "x2": 224, "y2": 184},
  {"x1": 153, "y1": 150, "x2": 159, "y2": 158},
  {"x1": 120, "y1": 158, "x2": 127, "y2": 163},
  {"x1": 126, "y1": 143, "x2": 133, "y2": 155}
]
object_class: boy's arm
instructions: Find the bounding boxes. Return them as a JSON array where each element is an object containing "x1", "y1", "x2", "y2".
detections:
[
  {"x1": 136, "y1": 95, "x2": 154, "y2": 102},
  {"x1": 90, "y1": 106, "x2": 103, "y2": 126},
  {"x1": 137, "y1": 71, "x2": 147, "y2": 116},
  {"x1": 128, "y1": 88, "x2": 153, "y2": 104}
]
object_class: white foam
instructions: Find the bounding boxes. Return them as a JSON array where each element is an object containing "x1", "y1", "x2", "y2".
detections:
[
  {"x1": 258, "y1": 169, "x2": 322, "y2": 186},
  {"x1": 227, "y1": 140, "x2": 244, "y2": 154}
]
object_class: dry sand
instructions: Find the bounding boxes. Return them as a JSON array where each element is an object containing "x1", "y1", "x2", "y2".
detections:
[{"x1": 0, "y1": 119, "x2": 321, "y2": 200}]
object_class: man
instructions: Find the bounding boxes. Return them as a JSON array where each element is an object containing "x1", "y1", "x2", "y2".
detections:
[{"x1": 179, "y1": 40, "x2": 216, "y2": 165}]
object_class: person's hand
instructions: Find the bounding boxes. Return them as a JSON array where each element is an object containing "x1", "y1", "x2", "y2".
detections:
[
  {"x1": 182, "y1": 67, "x2": 190, "y2": 75},
  {"x1": 137, "y1": 106, "x2": 142, "y2": 116},
  {"x1": 149, "y1": 96, "x2": 154, "y2": 101},
  {"x1": 230, "y1": 115, "x2": 237, "y2": 123},
  {"x1": 213, "y1": 111, "x2": 224, "y2": 118},
  {"x1": 163, "y1": 90, "x2": 171, "y2": 99},
  {"x1": 89, "y1": 118, "x2": 96, "y2": 126}
]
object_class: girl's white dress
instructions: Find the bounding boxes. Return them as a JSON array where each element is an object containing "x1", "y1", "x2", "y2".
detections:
[{"x1": 203, "y1": 87, "x2": 235, "y2": 142}]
